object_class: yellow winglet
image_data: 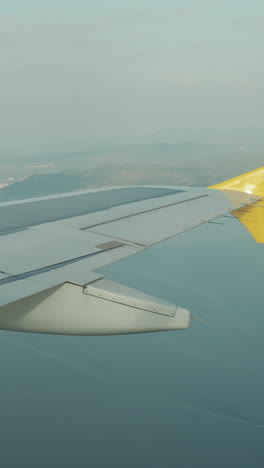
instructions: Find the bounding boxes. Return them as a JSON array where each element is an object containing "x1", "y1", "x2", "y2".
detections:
[
  {"x1": 209, "y1": 167, "x2": 264, "y2": 243},
  {"x1": 208, "y1": 167, "x2": 264, "y2": 243},
  {"x1": 208, "y1": 166, "x2": 264, "y2": 197}
]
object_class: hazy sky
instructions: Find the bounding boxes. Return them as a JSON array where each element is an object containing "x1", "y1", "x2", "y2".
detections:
[{"x1": 1, "y1": 0, "x2": 264, "y2": 151}]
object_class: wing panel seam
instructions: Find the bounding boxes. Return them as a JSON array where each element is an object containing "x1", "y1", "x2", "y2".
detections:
[{"x1": 81, "y1": 194, "x2": 208, "y2": 230}]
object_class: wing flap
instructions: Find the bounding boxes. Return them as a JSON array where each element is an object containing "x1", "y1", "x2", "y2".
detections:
[
  {"x1": 86, "y1": 194, "x2": 233, "y2": 246},
  {"x1": 0, "y1": 229, "x2": 100, "y2": 276},
  {"x1": 0, "y1": 245, "x2": 140, "y2": 307}
]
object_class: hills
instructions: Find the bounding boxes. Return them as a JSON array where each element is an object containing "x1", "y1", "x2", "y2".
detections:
[
  {"x1": 0, "y1": 139, "x2": 263, "y2": 202},
  {"x1": 0, "y1": 172, "x2": 90, "y2": 202}
]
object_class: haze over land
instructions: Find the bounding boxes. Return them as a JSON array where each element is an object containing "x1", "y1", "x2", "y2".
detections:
[
  {"x1": 1, "y1": 1, "x2": 264, "y2": 200},
  {"x1": 0, "y1": 127, "x2": 263, "y2": 201}
]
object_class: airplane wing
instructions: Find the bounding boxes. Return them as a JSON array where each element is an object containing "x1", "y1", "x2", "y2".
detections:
[{"x1": 0, "y1": 167, "x2": 263, "y2": 335}]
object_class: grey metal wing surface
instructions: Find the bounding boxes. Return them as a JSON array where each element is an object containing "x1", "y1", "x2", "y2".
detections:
[{"x1": 0, "y1": 185, "x2": 257, "y2": 335}]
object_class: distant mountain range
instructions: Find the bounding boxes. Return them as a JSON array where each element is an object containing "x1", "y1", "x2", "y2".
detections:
[
  {"x1": 0, "y1": 164, "x2": 209, "y2": 203},
  {"x1": 0, "y1": 137, "x2": 263, "y2": 202},
  {"x1": 2, "y1": 126, "x2": 264, "y2": 159}
]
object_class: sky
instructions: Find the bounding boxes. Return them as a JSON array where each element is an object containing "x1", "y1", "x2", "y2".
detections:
[{"x1": 1, "y1": 0, "x2": 264, "y2": 152}]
